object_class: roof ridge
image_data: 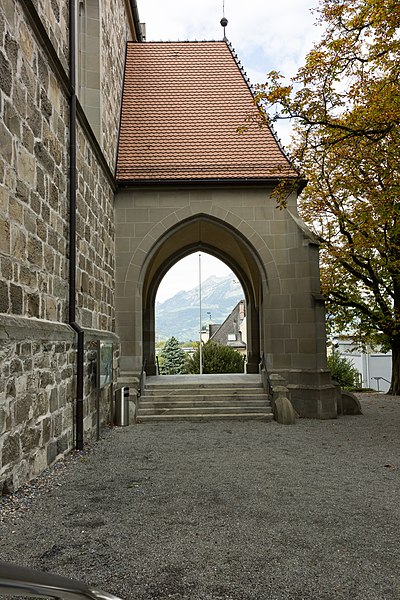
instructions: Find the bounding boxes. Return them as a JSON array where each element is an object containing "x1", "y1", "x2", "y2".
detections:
[{"x1": 126, "y1": 39, "x2": 227, "y2": 44}]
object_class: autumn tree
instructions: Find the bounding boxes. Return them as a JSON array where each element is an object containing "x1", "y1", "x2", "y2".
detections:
[{"x1": 253, "y1": 0, "x2": 400, "y2": 393}]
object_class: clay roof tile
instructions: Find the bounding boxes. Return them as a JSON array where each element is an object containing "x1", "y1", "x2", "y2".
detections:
[{"x1": 116, "y1": 41, "x2": 297, "y2": 183}]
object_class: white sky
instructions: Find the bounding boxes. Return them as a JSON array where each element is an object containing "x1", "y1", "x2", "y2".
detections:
[
  {"x1": 137, "y1": 0, "x2": 321, "y2": 303},
  {"x1": 156, "y1": 253, "x2": 236, "y2": 303}
]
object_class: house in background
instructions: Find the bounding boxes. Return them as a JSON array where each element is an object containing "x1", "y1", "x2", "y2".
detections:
[{"x1": 208, "y1": 300, "x2": 247, "y2": 356}]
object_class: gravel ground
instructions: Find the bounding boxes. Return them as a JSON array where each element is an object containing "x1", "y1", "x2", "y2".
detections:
[{"x1": 1, "y1": 393, "x2": 400, "y2": 600}]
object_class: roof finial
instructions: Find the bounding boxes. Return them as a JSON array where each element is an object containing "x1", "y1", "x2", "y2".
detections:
[{"x1": 220, "y1": 0, "x2": 228, "y2": 41}]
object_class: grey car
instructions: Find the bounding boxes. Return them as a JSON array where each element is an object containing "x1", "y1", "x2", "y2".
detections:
[{"x1": 0, "y1": 562, "x2": 123, "y2": 599}]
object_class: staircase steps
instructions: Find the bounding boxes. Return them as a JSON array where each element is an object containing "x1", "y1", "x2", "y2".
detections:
[{"x1": 136, "y1": 376, "x2": 273, "y2": 423}]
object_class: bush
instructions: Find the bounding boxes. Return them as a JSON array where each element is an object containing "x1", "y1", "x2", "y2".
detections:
[
  {"x1": 185, "y1": 340, "x2": 245, "y2": 374},
  {"x1": 327, "y1": 349, "x2": 359, "y2": 388}
]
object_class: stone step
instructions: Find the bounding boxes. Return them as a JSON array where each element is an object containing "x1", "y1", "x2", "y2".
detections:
[
  {"x1": 139, "y1": 404, "x2": 271, "y2": 416},
  {"x1": 139, "y1": 397, "x2": 269, "y2": 408},
  {"x1": 136, "y1": 412, "x2": 274, "y2": 423},
  {"x1": 142, "y1": 387, "x2": 265, "y2": 397},
  {"x1": 138, "y1": 375, "x2": 272, "y2": 423}
]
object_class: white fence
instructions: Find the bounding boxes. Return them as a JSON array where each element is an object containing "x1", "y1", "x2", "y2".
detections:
[{"x1": 335, "y1": 340, "x2": 392, "y2": 392}]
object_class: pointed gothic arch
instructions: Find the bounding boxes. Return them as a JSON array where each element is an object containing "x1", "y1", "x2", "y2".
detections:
[{"x1": 139, "y1": 214, "x2": 269, "y2": 374}]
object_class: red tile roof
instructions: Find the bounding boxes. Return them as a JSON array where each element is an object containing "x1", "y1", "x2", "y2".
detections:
[{"x1": 116, "y1": 41, "x2": 297, "y2": 183}]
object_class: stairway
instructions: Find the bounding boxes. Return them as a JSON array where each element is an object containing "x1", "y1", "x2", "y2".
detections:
[{"x1": 136, "y1": 374, "x2": 273, "y2": 423}]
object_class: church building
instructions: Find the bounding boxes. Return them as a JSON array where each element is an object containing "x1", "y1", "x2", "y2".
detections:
[{"x1": 0, "y1": 0, "x2": 336, "y2": 493}]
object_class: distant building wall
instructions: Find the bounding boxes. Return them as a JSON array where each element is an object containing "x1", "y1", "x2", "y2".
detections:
[{"x1": 335, "y1": 340, "x2": 392, "y2": 392}]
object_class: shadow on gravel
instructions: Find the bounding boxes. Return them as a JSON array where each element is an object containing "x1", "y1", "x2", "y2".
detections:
[{"x1": 1, "y1": 394, "x2": 400, "y2": 600}]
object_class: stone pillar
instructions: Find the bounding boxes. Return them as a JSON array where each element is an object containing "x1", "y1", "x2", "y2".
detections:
[
  {"x1": 143, "y1": 304, "x2": 156, "y2": 375},
  {"x1": 246, "y1": 301, "x2": 260, "y2": 374}
]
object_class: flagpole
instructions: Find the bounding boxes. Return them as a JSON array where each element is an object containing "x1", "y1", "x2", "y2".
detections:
[{"x1": 199, "y1": 252, "x2": 203, "y2": 375}]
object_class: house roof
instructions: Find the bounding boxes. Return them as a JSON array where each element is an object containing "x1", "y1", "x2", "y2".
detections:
[
  {"x1": 210, "y1": 300, "x2": 246, "y2": 348},
  {"x1": 116, "y1": 41, "x2": 297, "y2": 183}
]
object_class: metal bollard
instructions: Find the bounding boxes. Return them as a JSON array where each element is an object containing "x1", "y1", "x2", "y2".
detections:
[{"x1": 114, "y1": 387, "x2": 129, "y2": 426}]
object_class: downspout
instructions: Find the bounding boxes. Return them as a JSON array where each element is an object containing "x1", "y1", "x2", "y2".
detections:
[{"x1": 69, "y1": 0, "x2": 84, "y2": 451}]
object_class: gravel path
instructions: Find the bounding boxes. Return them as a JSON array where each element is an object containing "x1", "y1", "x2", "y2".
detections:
[{"x1": 1, "y1": 393, "x2": 400, "y2": 600}]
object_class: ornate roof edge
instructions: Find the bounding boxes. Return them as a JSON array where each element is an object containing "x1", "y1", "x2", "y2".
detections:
[{"x1": 225, "y1": 40, "x2": 297, "y2": 172}]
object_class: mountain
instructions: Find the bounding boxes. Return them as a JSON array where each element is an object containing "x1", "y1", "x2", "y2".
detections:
[{"x1": 155, "y1": 274, "x2": 243, "y2": 342}]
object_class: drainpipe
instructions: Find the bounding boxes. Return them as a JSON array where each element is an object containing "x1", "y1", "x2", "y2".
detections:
[{"x1": 69, "y1": 0, "x2": 84, "y2": 450}]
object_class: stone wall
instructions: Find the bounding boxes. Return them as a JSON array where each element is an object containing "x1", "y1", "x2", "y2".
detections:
[
  {"x1": 0, "y1": 1, "x2": 69, "y2": 322},
  {"x1": 30, "y1": 0, "x2": 69, "y2": 71},
  {"x1": 76, "y1": 123, "x2": 115, "y2": 331},
  {"x1": 0, "y1": 318, "x2": 75, "y2": 494},
  {"x1": 0, "y1": 317, "x2": 119, "y2": 494},
  {"x1": 0, "y1": 0, "x2": 133, "y2": 491}
]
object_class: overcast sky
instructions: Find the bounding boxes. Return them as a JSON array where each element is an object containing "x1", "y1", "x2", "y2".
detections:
[{"x1": 137, "y1": 0, "x2": 321, "y2": 303}]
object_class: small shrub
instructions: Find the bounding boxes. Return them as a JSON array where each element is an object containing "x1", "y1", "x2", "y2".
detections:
[
  {"x1": 185, "y1": 340, "x2": 245, "y2": 374},
  {"x1": 327, "y1": 349, "x2": 359, "y2": 388}
]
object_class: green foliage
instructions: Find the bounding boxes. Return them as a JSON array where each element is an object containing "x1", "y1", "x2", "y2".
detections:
[
  {"x1": 185, "y1": 340, "x2": 245, "y2": 374},
  {"x1": 253, "y1": 0, "x2": 400, "y2": 393},
  {"x1": 159, "y1": 337, "x2": 186, "y2": 375},
  {"x1": 327, "y1": 349, "x2": 359, "y2": 389}
]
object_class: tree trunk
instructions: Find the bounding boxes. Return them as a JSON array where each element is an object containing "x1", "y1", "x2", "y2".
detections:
[{"x1": 388, "y1": 338, "x2": 400, "y2": 395}]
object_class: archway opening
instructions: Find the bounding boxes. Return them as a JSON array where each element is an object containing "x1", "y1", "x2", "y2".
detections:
[
  {"x1": 140, "y1": 215, "x2": 266, "y2": 375},
  {"x1": 155, "y1": 252, "x2": 247, "y2": 373}
]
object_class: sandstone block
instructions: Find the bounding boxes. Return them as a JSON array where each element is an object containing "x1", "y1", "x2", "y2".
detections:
[
  {"x1": 0, "y1": 404, "x2": 10, "y2": 433},
  {"x1": 0, "y1": 280, "x2": 9, "y2": 313},
  {"x1": 21, "y1": 427, "x2": 41, "y2": 453},
  {"x1": 1, "y1": 432, "x2": 21, "y2": 467},
  {"x1": 40, "y1": 88, "x2": 52, "y2": 119},
  {"x1": 0, "y1": 217, "x2": 10, "y2": 253},
  {"x1": 27, "y1": 235, "x2": 43, "y2": 267},
  {"x1": 0, "y1": 51, "x2": 12, "y2": 97},
  {"x1": 0, "y1": 256, "x2": 12, "y2": 279},
  {"x1": 11, "y1": 224, "x2": 26, "y2": 258},
  {"x1": 49, "y1": 388, "x2": 58, "y2": 412},
  {"x1": 33, "y1": 391, "x2": 48, "y2": 418},
  {"x1": 18, "y1": 21, "x2": 34, "y2": 63},
  {"x1": 57, "y1": 433, "x2": 68, "y2": 455},
  {"x1": 15, "y1": 394, "x2": 32, "y2": 425},
  {"x1": 46, "y1": 440, "x2": 58, "y2": 465},
  {"x1": 0, "y1": 121, "x2": 13, "y2": 162},
  {"x1": 341, "y1": 390, "x2": 363, "y2": 416},
  {"x1": 32, "y1": 447, "x2": 47, "y2": 477},
  {"x1": 273, "y1": 396, "x2": 297, "y2": 425},
  {"x1": 16, "y1": 179, "x2": 30, "y2": 203},
  {"x1": 34, "y1": 141, "x2": 54, "y2": 174},
  {"x1": 5, "y1": 32, "x2": 18, "y2": 71},
  {"x1": 17, "y1": 146, "x2": 35, "y2": 185},
  {"x1": 27, "y1": 293, "x2": 40, "y2": 318},
  {"x1": 41, "y1": 417, "x2": 51, "y2": 444},
  {"x1": 4, "y1": 99, "x2": 20, "y2": 136},
  {"x1": 10, "y1": 283, "x2": 23, "y2": 314}
]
